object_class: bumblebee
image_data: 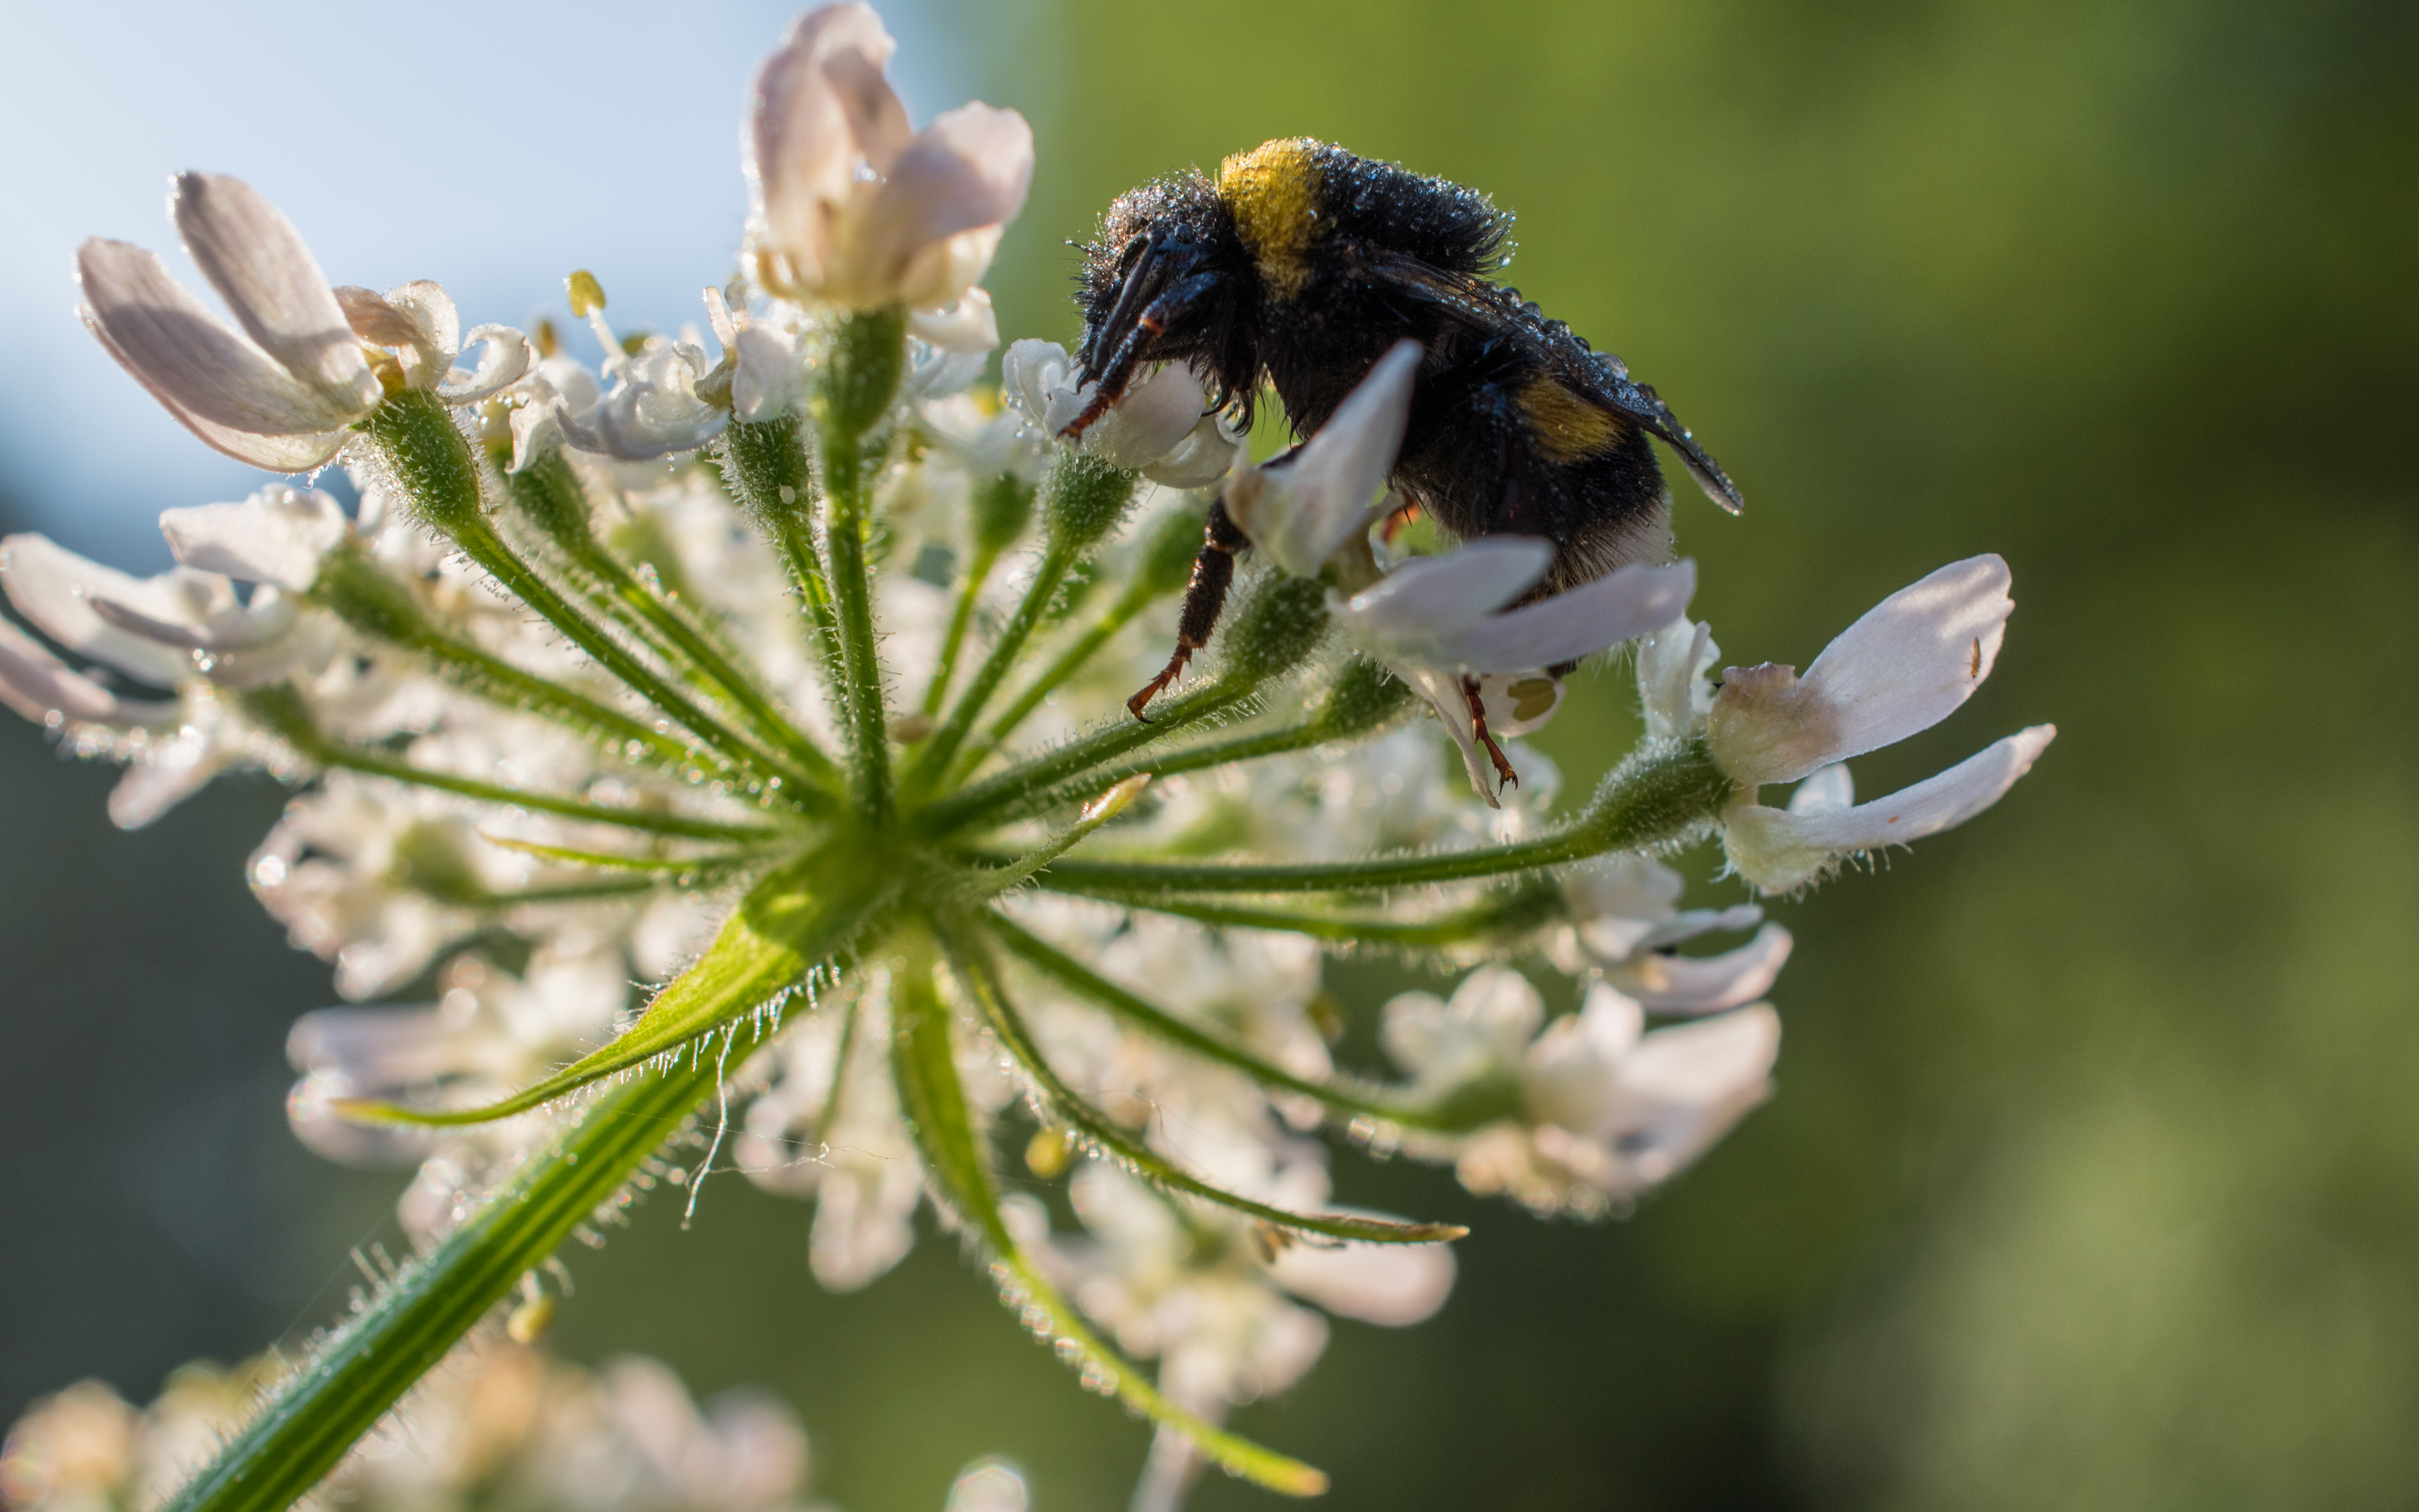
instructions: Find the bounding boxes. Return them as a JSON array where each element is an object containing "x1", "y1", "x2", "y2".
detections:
[{"x1": 1066, "y1": 137, "x2": 1742, "y2": 771}]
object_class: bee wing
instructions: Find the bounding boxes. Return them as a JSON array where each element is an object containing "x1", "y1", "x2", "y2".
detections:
[
  {"x1": 1590, "y1": 369, "x2": 1745, "y2": 515},
  {"x1": 1353, "y1": 245, "x2": 1511, "y2": 332},
  {"x1": 1353, "y1": 245, "x2": 1745, "y2": 515}
]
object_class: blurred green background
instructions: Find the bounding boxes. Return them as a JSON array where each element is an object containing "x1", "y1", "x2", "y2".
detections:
[{"x1": 5, "y1": 0, "x2": 2416, "y2": 1507}]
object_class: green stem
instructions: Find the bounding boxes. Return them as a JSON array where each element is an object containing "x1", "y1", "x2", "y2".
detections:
[
  {"x1": 957, "y1": 588, "x2": 1151, "y2": 775},
  {"x1": 720, "y1": 416, "x2": 851, "y2": 701},
  {"x1": 901, "y1": 535, "x2": 1080, "y2": 795},
  {"x1": 912, "y1": 676, "x2": 1257, "y2": 836},
  {"x1": 984, "y1": 914, "x2": 1488, "y2": 1132},
  {"x1": 365, "y1": 392, "x2": 811, "y2": 791},
  {"x1": 507, "y1": 452, "x2": 826, "y2": 782},
  {"x1": 888, "y1": 922, "x2": 1328, "y2": 1499},
  {"x1": 972, "y1": 712, "x2": 1337, "y2": 827},
  {"x1": 583, "y1": 546, "x2": 841, "y2": 787},
  {"x1": 1028, "y1": 878, "x2": 1563, "y2": 949},
  {"x1": 241, "y1": 689, "x2": 784, "y2": 843},
  {"x1": 920, "y1": 544, "x2": 1000, "y2": 718},
  {"x1": 311, "y1": 550, "x2": 708, "y2": 777},
  {"x1": 164, "y1": 1045, "x2": 744, "y2": 1512},
  {"x1": 944, "y1": 918, "x2": 1465, "y2": 1238},
  {"x1": 1005, "y1": 739, "x2": 1730, "y2": 894}
]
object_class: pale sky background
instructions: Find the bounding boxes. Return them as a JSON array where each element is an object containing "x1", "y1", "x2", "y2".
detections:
[{"x1": 0, "y1": 0, "x2": 974, "y2": 564}]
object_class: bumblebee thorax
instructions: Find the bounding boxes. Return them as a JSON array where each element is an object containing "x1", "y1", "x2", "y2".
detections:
[{"x1": 1217, "y1": 138, "x2": 1324, "y2": 301}]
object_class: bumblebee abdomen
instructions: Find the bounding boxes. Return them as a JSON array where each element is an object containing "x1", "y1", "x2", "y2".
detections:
[{"x1": 1514, "y1": 373, "x2": 1629, "y2": 465}]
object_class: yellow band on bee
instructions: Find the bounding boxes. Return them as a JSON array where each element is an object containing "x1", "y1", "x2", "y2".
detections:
[{"x1": 1219, "y1": 138, "x2": 1324, "y2": 300}]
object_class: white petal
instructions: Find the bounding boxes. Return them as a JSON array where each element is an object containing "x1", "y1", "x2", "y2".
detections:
[
  {"x1": 1724, "y1": 725, "x2": 2056, "y2": 892},
  {"x1": 0, "y1": 534, "x2": 204, "y2": 686},
  {"x1": 159, "y1": 484, "x2": 347, "y2": 591},
  {"x1": 90, "y1": 588, "x2": 295, "y2": 651},
  {"x1": 1606, "y1": 922, "x2": 1793, "y2": 1013},
  {"x1": 745, "y1": 4, "x2": 909, "y2": 286},
  {"x1": 1085, "y1": 361, "x2": 1205, "y2": 470},
  {"x1": 169, "y1": 173, "x2": 382, "y2": 418},
  {"x1": 76, "y1": 242, "x2": 357, "y2": 438},
  {"x1": 1788, "y1": 762, "x2": 1855, "y2": 816},
  {"x1": 907, "y1": 285, "x2": 998, "y2": 355},
  {"x1": 1269, "y1": 1232, "x2": 1456, "y2": 1325},
  {"x1": 437, "y1": 323, "x2": 530, "y2": 404},
  {"x1": 1709, "y1": 554, "x2": 2013, "y2": 786},
  {"x1": 860, "y1": 104, "x2": 1033, "y2": 304},
  {"x1": 0, "y1": 617, "x2": 174, "y2": 727},
  {"x1": 732, "y1": 322, "x2": 806, "y2": 422},
  {"x1": 1445, "y1": 559, "x2": 1696, "y2": 673},
  {"x1": 1597, "y1": 1005, "x2": 1781, "y2": 1178},
  {"x1": 1144, "y1": 411, "x2": 1245, "y2": 489},
  {"x1": 1342, "y1": 538, "x2": 1552, "y2": 658},
  {"x1": 108, "y1": 721, "x2": 239, "y2": 828},
  {"x1": 334, "y1": 283, "x2": 448, "y2": 389},
  {"x1": 1227, "y1": 339, "x2": 1420, "y2": 575},
  {"x1": 1634, "y1": 616, "x2": 1713, "y2": 738},
  {"x1": 380, "y1": 280, "x2": 460, "y2": 366},
  {"x1": 999, "y1": 338, "x2": 1073, "y2": 428},
  {"x1": 1391, "y1": 659, "x2": 1502, "y2": 808}
]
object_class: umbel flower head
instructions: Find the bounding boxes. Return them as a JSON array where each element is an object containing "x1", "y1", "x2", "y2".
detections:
[{"x1": 0, "y1": 8, "x2": 2053, "y2": 1511}]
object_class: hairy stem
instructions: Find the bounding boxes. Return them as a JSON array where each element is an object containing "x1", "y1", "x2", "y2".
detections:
[
  {"x1": 912, "y1": 676, "x2": 1257, "y2": 836},
  {"x1": 983, "y1": 914, "x2": 1498, "y2": 1132},
  {"x1": 163, "y1": 1046, "x2": 743, "y2": 1512},
  {"x1": 1013, "y1": 740, "x2": 1730, "y2": 894},
  {"x1": 242, "y1": 688, "x2": 786, "y2": 842},
  {"x1": 944, "y1": 917, "x2": 1467, "y2": 1237},
  {"x1": 902, "y1": 535, "x2": 1080, "y2": 796}
]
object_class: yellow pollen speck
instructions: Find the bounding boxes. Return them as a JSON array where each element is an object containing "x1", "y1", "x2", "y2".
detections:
[
  {"x1": 1219, "y1": 138, "x2": 1324, "y2": 300},
  {"x1": 565, "y1": 269, "x2": 607, "y2": 316},
  {"x1": 1516, "y1": 374, "x2": 1624, "y2": 463}
]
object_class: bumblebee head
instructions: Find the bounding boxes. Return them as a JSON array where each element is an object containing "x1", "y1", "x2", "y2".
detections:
[{"x1": 1068, "y1": 159, "x2": 1269, "y2": 434}]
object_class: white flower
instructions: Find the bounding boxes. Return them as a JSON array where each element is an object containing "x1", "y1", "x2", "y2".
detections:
[
  {"x1": 1686, "y1": 553, "x2": 2051, "y2": 891},
  {"x1": 1707, "y1": 553, "x2": 2014, "y2": 787},
  {"x1": 159, "y1": 483, "x2": 350, "y2": 593},
  {"x1": 1549, "y1": 855, "x2": 1789, "y2": 1013},
  {"x1": 1634, "y1": 613, "x2": 1720, "y2": 739},
  {"x1": 1723, "y1": 724, "x2": 2058, "y2": 892},
  {"x1": 283, "y1": 949, "x2": 625, "y2": 1185},
  {"x1": 1505, "y1": 985, "x2": 1780, "y2": 1202},
  {"x1": 508, "y1": 352, "x2": 605, "y2": 471},
  {"x1": 1381, "y1": 970, "x2": 1781, "y2": 1215},
  {"x1": 1224, "y1": 339, "x2": 1421, "y2": 575},
  {"x1": 1339, "y1": 544, "x2": 1696, "y2": 674},
  {"x1": 743, "y1": 4, "x2": 1033, "y2": 312},
  {"x1": 1000, "y1": 339, "x2": 1231, "y2": 484},
  {"x1": 737, "y1": 983, "x2": 931, "y2": 1293},
  {"x1": 0, "y1": 516, "x2": 348, "y2": 823},
  {"x1": 1381, "y1": 965, "x2": 1544, "y2": 1097},
  {"x1": 559, "y1": 337, "x2": 730, "y2": 461},
  {"x1": 78, "y1": 175, "x2": 524, "y2": 471},
  {"x1": 1031, "y1": 1158, "x2": 1452, "y2": 1512}
]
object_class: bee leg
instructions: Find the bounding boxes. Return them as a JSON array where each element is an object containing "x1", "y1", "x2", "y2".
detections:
[
  {"x1": 1066, "y1": 271, "x2": 1225, "y2": 440},
  {"x1": 1461, "y1": 674, "x2": 1521, "y2": 792},
  {"x1": 1128, "y1": 497, "x2": 1248, "y2": 721}
]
